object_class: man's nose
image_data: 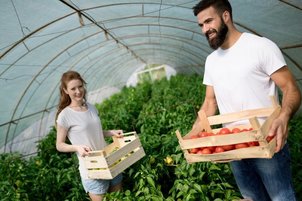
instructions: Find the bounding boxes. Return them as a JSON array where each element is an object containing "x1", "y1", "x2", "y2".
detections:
[{"x1": 202, "y1": 24, "x2": 210, "y2": 35}]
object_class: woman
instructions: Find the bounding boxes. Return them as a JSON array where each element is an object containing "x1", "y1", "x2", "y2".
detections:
[{"x1": 55, "y1": 70, "x2": 123, "y2": 201}]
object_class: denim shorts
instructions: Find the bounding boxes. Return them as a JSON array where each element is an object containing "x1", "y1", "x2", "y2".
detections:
[
  {"x1": 230, "y1": 143, "x2": 296, "y2": 201},
  {"x1": 81, "y1": 174, "x2": 123, "y2": 195}
]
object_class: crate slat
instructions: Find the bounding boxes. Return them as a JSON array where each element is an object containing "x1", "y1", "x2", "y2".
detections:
[
  {"x1": 206, "y1": 107, "x2": 275, "y2": 126},
  {"x1": 84, "y1": 131, "x2": 145, "y2": 179},
  {"x1": 108, "y1": 147, "x2": 145, "y2": 179},
  {"x1": 106, "y1": 137, "x2": 142, "y2": 166},
  {"x1": 184, "y1": 145, "x2": 272, "y2": 163},
  {"x1": 178, "y1": 131, "x2": 258, "y2": 149},
  {"x1": 85, "y1": 154, "x2": 109, "y2": 169}
]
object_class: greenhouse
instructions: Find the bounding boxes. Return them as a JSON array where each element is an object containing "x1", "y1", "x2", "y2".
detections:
[{"x1": 1, "y1": 0, "x2": 302, "y2": 200}]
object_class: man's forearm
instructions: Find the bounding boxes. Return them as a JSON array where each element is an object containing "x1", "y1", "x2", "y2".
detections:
[{"x1": 280, "y1": 87, "x2": 301, "y2": 120}]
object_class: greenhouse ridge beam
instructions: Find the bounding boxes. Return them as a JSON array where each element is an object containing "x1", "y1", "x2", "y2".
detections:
[{"x1": 59, "y1": 0, "x2": 146, "y2": 64}]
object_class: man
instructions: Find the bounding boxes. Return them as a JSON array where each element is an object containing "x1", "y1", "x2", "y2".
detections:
[{"x1": 193, "y1": 0, "x2": 301, "y2": 200}]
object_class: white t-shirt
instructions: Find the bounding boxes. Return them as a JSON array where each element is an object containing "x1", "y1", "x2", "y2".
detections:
[
  {"x1": 56, "y1": 103, "x2": 106, "y2": 179},
  {"x1": 203, "y1": 32, "x2": 286, "y2": 125}
]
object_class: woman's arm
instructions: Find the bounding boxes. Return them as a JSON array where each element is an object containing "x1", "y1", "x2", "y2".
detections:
[{"x1": 56, "y1": 124, "x2": 91, "y2": 156}]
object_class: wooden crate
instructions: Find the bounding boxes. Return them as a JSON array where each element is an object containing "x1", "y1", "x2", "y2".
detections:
[
  {"x1": 84, "y1": 131, "x2": 145, "y2": 179},
  {"x1": 176, "y1": 97, "x2": 281, "y2": 163}
]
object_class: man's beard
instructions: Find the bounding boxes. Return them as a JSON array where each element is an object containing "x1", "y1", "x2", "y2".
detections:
[{"x1": 206, "y1": 19, "x2": 228, "y2": 50}]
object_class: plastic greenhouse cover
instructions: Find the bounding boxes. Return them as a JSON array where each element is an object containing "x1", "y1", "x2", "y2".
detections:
[{"x1": 0, "y1": 0, "x2": 301, "y2": 156}]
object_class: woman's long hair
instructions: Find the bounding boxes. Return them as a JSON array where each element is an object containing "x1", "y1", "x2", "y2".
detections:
[{"x1": 55, "y1": 71, "x2": 87, "y2": 124}]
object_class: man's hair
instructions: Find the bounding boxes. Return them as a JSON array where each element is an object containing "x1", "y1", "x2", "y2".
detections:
[{"x1": 193, "y1": 0, "x2": 233, "y2": 20}]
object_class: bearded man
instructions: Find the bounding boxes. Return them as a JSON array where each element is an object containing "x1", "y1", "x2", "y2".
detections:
[{"x1": 193, "y1": 0, "x2": 301, "y2": 200}]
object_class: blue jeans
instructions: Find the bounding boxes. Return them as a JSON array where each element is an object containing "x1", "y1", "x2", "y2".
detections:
[{"x1": 230, "y1": 144, "x2": 296, "y2": 201}]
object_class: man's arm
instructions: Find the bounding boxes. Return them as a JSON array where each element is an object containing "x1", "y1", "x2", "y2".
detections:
[
  {"x1": 193, "y1": 85, "x2": 218, "y2": 128},
  {"x1": 270, "y1": 66, "x2": 301, "y2": 152},
  {"x1": 200, "y1": 85, "x2": 218, "y2": 116}
]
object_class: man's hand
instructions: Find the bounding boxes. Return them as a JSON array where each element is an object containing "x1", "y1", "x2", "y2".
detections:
[{"x1": 268, "y1": 116, "x2": 288, "y2": 153}]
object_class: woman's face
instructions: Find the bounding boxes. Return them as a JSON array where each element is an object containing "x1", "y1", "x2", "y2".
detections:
[{"x1": 63, "y1": 79, "x2": 85, "y2": 103}]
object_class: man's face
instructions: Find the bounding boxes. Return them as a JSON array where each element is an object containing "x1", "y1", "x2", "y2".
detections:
[
  {"x1": 206, "y1": 17, "x2": 228, "y2": 49},
  {"x1": 197, "y1": 6, "x2": 228, "y2": 49}
]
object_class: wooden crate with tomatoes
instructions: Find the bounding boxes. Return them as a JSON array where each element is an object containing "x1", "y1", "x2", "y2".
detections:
[
  {"x1": 84, "y1": 131, "x2": 145, "y2": 179},
  {"x1": 176, "y1": 97, "x2": 281, "y2": 163}
]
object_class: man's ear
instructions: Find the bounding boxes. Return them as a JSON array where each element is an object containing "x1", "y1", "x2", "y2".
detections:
[{"x1": 222, "y1": 10, "x2": 230, "y2": 23}]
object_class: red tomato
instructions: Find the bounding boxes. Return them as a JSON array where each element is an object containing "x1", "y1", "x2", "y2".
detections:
[
  {"x1": 189, "y1": 148, "x2": 199, "y2": 154},
  {"x1": 248, "y1": 141, "x2": 259, "y2": 147},
  {"x1": 190, "y1": 135, "x2": 199, "y2": 139},
  {"x1": 198, "y1": 131, "x2": 208, "y2": 138},
  {"x1": 207, "y1": 132, "x2": 214, "y2": 136},
  {"x1": 266, "y1": 135, "x2": 275, "y2": 142},
  {"x1": 214, "y1": 147, "x2": 225, "y2": 153},
  {"x1": 200, "y1": 148, "x2": 212, "y2": 154},
  {"x1": 222, "y1": 144, "x2": 235, "y2": 151},
  {"x1": 196, "y1": 149, "x2": 203, "y2": 154},
  {"x1": 208, "y1": 146, "x2": 216, "y2": 152},
  {"x1": 235, "y1": 143, "x2": 249, "y2": 149},
  {"x1": 232, "y1": 128, "x2": 241, "y2": 133},
  {"x1": 219, "y1": 128, "x2": 231, "y2": 135},
  {"x1": 241, "y1": 128, "x2": 249, "y2": 132}
]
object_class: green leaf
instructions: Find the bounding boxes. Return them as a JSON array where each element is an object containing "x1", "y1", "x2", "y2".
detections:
[{"x1": 146, "y1": 176, "x2": 156, "y2": 188}]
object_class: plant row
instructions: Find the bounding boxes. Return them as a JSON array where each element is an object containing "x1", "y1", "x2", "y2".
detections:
[{"x1": 1, "y1": 74, "x2": 301, "y2": 200}]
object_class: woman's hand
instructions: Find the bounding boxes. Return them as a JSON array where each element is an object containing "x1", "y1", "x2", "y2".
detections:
[
  {"x1": 110, "y1": 130, "x2": 123, "y2": 138},
  {"x1": 75, "y1": 145, "x2": 92, "y2": 157}
]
